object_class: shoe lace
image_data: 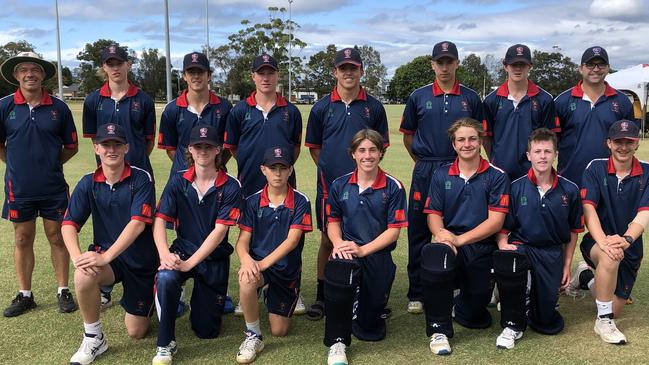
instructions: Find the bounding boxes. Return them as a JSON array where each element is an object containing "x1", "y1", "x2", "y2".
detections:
[
  {"x1": 329, "y1": 342, "x2": 345, "y2": 356},
  {"x1": 431, "y1": 333, "x2": 447, "y2": 343},
  {"x1": 599, "y1": 318, "x2": 617, "y2": 334},
  {"x1": 60, "y1": 290, "x2": 73, "y2": 300},
  {"x1": 157, "y1": 343, "x2": 174, "y2": 357},
  {"x1": 80, "y1": 335, "x2": 102, "y2": 354},
  {"x1": 240, "y1": 332, "x2": 260, "y2": 353},
  {"x1": 501, "y1": 328, "x2": 519, "y2": 340}
]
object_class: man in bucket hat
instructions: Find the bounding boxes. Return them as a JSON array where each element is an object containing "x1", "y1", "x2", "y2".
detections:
[{"x1": 0, "y1": 51, "x2": 79, "y2": 317}]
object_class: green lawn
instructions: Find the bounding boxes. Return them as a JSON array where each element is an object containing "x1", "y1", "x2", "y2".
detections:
[{"x1": 0, "y1": 102, "x2": 648, "y2": 364}]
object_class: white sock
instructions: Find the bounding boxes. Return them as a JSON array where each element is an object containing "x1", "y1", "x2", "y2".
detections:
[
  {"x1": 57, "y1": 286, "x2": 69, "y2": 295},
  {"x1": 19, "y1": 290, "x2": 32, "y2": 297},
  {"x1": 246, "y1": 319, "x2": 261, "y2": 336},
  {"x1": 596, "y1": 299, "x2": 613, "y2": 318},
  {"x1": 83, "y1": 320, "x2": 102, "y2": 337}
]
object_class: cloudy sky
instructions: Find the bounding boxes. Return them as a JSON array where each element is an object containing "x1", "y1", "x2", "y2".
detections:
[{"x1": 1, "y1": 0, "x2": 647, "y2": 76}]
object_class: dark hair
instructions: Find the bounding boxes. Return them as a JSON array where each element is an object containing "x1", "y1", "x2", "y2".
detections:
[
  {"x1": 448, "y1": 117, "x2": 484, "y2": 142},
  {"x1": 184, "y1": 144, "x2": 223, "y2": 169},
  {"x1": 527, "y1": 128, "x2": 558, "y2": 152},
  {"x1": 348, "y1": 129, "x2": 385, "y2": 161}
]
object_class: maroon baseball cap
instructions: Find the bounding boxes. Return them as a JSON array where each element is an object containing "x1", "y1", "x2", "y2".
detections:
[
  {"x1": 102, "y1": 44, "x2": 129, "y2": 63},
  {"x1": 432, "y1": 41, "x2": 458, "y2": 61},
  {"x1": 252, "y1": 53, "x2": 278, "y2": 72},
  {"x1": 263, "y1": 146, "x2": 293, "y2": 166},
  {"x1": 608, "y1": 120, "x2": 639, "y2": 141}
]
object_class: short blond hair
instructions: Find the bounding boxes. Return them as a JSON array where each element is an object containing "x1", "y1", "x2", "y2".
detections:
[{"x1": 448, "y1": 117, "x2": 484, "y2": 142}]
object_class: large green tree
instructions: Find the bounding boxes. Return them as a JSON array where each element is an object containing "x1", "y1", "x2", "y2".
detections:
[
  {"x1": 355, "y1": 45, "x2": 388, "y2": 96},
  {"x1": 224, "y1": 7, "x2": 307, "y2": 98},
  {"x1": 457, "y1": 54, "x2": 493, "y2": 98},
  {"x1": 529, "y1": 51, "x2": 580, "y2": 97},
  {"x1": 135, "y1": 48, "x2": 167, "y2": 101},
  {"x1": 387, "y1": 55, "x2": 434, "y2": 101},
  {"x1": 0, "y1": 41, "x2": 36, "y2": 97},
  {"x1": 76, "y1": 40, "x2": 135, "y2": 94},
  {"x1": 305, "y1": 44, "x2": 337, "y2": 97}
]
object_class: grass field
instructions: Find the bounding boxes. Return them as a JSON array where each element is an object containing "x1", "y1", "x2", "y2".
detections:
[{"x1": 1, "y1": 102, "x2": 648, "y2": 364}]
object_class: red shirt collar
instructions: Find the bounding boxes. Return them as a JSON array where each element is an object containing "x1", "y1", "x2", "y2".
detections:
[
  {"x1": 182, "y1": 166, "x2": 228, "y2": 186},
  {"x1": 176, "y1": 90, "x2": 221, "y2": 108},
  {"x1": 448, "y1": 157, "x2": 490, "y2": 176},
  {"x1": 99, "y1": 81, "x2": 139, "y2": 98},
  {"x1": 245, "y1": 91, "x2": 288, "y2": 107},
  {"x1": 570, "y1": 81, "x2": 618, "y2": 98},
  {"x1": 13, "y1": 88, "x2": 52, "y2": 106},
  {"x1": 527, "y1": 168, "x2": 559, "y2": 189},
  {"x1": 432, "y1": 80, "x2": 461, "y2": 96},
  {"x1": 607, "y1": 157, "x2": 643, "y2": 177},
  {"x1": 347, "y1": 167, "x2": 387, "y2": 190},
  {"x1": 330, "y1": 86, "x2": 367, "y2": 102},
  {"x1": 259, "y1": 184, "x2": 295, "y2": 209},
  {"x1": 496, "y1": 80, "x2": 541, "y2": 98},
  {"x1": 92, "y1": 163, "x2": 132, "y2": 183}
]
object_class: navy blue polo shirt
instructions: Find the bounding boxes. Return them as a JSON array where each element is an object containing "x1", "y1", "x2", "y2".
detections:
[
  {"x1": 156, "y1": 167, "x2": 241, "y2": 259},
  {"x1": 503, "y1": 169, "x2": 583, "y2": 247},
  {"x1": 326, "y1": 168, "x2": 408, "y2": 252},
  {"x1": 424, "y1": 158, "x2": 510, "y2": 244},
  {"x1": 555, "y1": 81, "x2": 635, "y2": 185},
  {"x1": 158, "y1": 90, "x2": 232, "y2": 175},
  {"x1": 483, "y1": 81, "x2": 557, "y2": 180},
  {"x1": 83, "y1": 82, "x2": 156, "y2": 174},
  {"x1": 305, "y1": 87, "x2": 389, "y2": 189},
  {"x1": 224, "y1": 92, "x2": 302, "y2": 197},
  {"x1": 0, "y1": 89, "x2": 78, "y2": 200},
  {"x1": 62, "y1": 164, "x2": 157, "y2": 271},
  {"x1": 399, "y1": 81, "x2": 484, "y2": 160},
  {"x1": 239, "y1": 185, "x2": 312, "y2": 277},
  {"x1": 581, "y1": 157, "x2": 649, "y2": 249}
]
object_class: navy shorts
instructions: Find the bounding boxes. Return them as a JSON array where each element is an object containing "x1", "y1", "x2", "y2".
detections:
[
  {"x1": 262, "y1": 268, "x2": 301, "y2": 317},
  {"x1": 581, "y1": 237, "x2": 642, "y2": 300},
  {"x1": 3, "y1": 194, "x2": 68, "y2": 223},
  {"x1": 109, "y1": 255, "x2": 156, "y2": 317}
]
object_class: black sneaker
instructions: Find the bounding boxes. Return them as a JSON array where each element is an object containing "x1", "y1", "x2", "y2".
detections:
[
  {"x1": 57, "y1": 289, "x2": 78, "y2": 313},
  {"x1": 3, "y1": 292, "x2": 37, "y2": 317}
]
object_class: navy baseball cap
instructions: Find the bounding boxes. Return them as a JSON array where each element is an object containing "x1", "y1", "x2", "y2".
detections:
[
  {"x1": 189, "y1": 125, "x2": 221, "y2": 146},
  {"x1": 504, "y1": 44, "x2": 532, "y2": 65},
  {"x1": 95, "y1": 123, "x2": 127, "y2": 144},
  {"x1": 334, "y1": 48, "x2": 363, "y2": 68},
  {"x1": 263, "y1": 146, "x2": 293, "y2": 166},
  {"x1": 432, "y1": 41, "x2": 458, "y2": 61},
  {"x1": 581, "y1": 46, "x2": 609, "y2": 65},
  {"x1": 608, "y1": 120, "x2": 639, "y2": 141},
  {"x1": 102, "y1": 44, "x2": 129, "y2": 63},
  {"x1": 183, "y1": 52, "x2": 211, "y2": 72},
  {"x1": 252, "y1": 53, "x2": 278, "y2": 72}
]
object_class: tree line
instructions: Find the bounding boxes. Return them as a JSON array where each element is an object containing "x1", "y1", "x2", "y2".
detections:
[{"x1": 0, "y1": 8, "x2": 583, "y2": 101}]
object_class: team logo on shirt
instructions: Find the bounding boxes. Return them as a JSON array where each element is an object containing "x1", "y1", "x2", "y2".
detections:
[
  {"x1": 301, "y1": 213, "x2": 311, "y2": 225},
  {"x1": 445, "y1": 181, "x2": 451, "y2": 190},
  {"x1": 569, "y1": 102, "x2": 576, "y2": 111},
  {"x1": 342, "y1": 191, "x2": 349, "y2": 201},
  {"x1": 245, "y1": 112, "x2": 251, "y2": 121},
  {"x1": 50, "y1": 110, "x2": 59, "y2": 120},
  {"x1": 214, "y1": 108, "x2": 221, "y2": 120},
  {"x1": 257, "y1": 209, "x2": 263, "y2": 218},
  {"x1": 561, "y1": 194, "x2": 569, "y2": 206},
  {"x1": 364, "y1": 106, "x2": 370, "y2": 119},
  {"x1": 426, "y1": 101, "x2": 432, "y2": 109},
  {"x1": 8, "y1": 111, "x2": 16, "y2": 120},
  {"x1": 228, "y1": 208, "x2": 240, "y2": 220},
  {"x1": 611, "y1": 101, "x2": 620, "y2": 113},
  {"x1": 199, "y1": 127, "x2": 208, "y2": 138},
  {"x1": 520, "y1": 196, "x2": 527, "y2": 206},
  {"x1": 531, "y1": 99, "x2": 539, "y2": 111},
  {"x1": 394, "y1": 209, "x2": 405, "y2": 221},
  {"x1": 132, "y1": 101, "x2": 140, "y2": 112},
  {"x1": 283, "y1": 110, "x2": 289, "y2": 122},
  {"x1": 499, "y1": 194, "x2": 509, "y2": 207},
  {"x1": 461, "y1": 100, "x2": 469, "y2": 112},
  {"x1": 141, "y1": 203, "x2": 152, "y2": 217}
]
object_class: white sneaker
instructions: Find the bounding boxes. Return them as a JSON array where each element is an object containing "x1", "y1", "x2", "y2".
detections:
[
  {"x1": 236, "y1": 331, "x2": 264, "y2": 364},
  {"x1": 496, "y1": 327, "x2": 523, "y2": 349},
  {"x1": 100, "y1": 291, "x2": 113, "y2": 311},
  {"x1": 565, "y1": 261, "x2": 591, "y2": 298},
  {"x1": 69, "y1": 333, "x2": 108, "y2": 365},
  {"x1": 429, "y1": 333, "x2": 451, "y2": 355},
  {"x1": 407, "y1": 300, "x2": 423, "y2": 314},
  {"x1": 594, "y1": 317, "x2": 627, "y2": 344},
  {"x1": 327, "y1": 342, "x2": 348, "y2": 365},
  {"x1": 294, "y1": 295, "x2": 306, "y2": 315},
  {"x1": 152, "y1": 340, "x2": 177, "y2": 365}
]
